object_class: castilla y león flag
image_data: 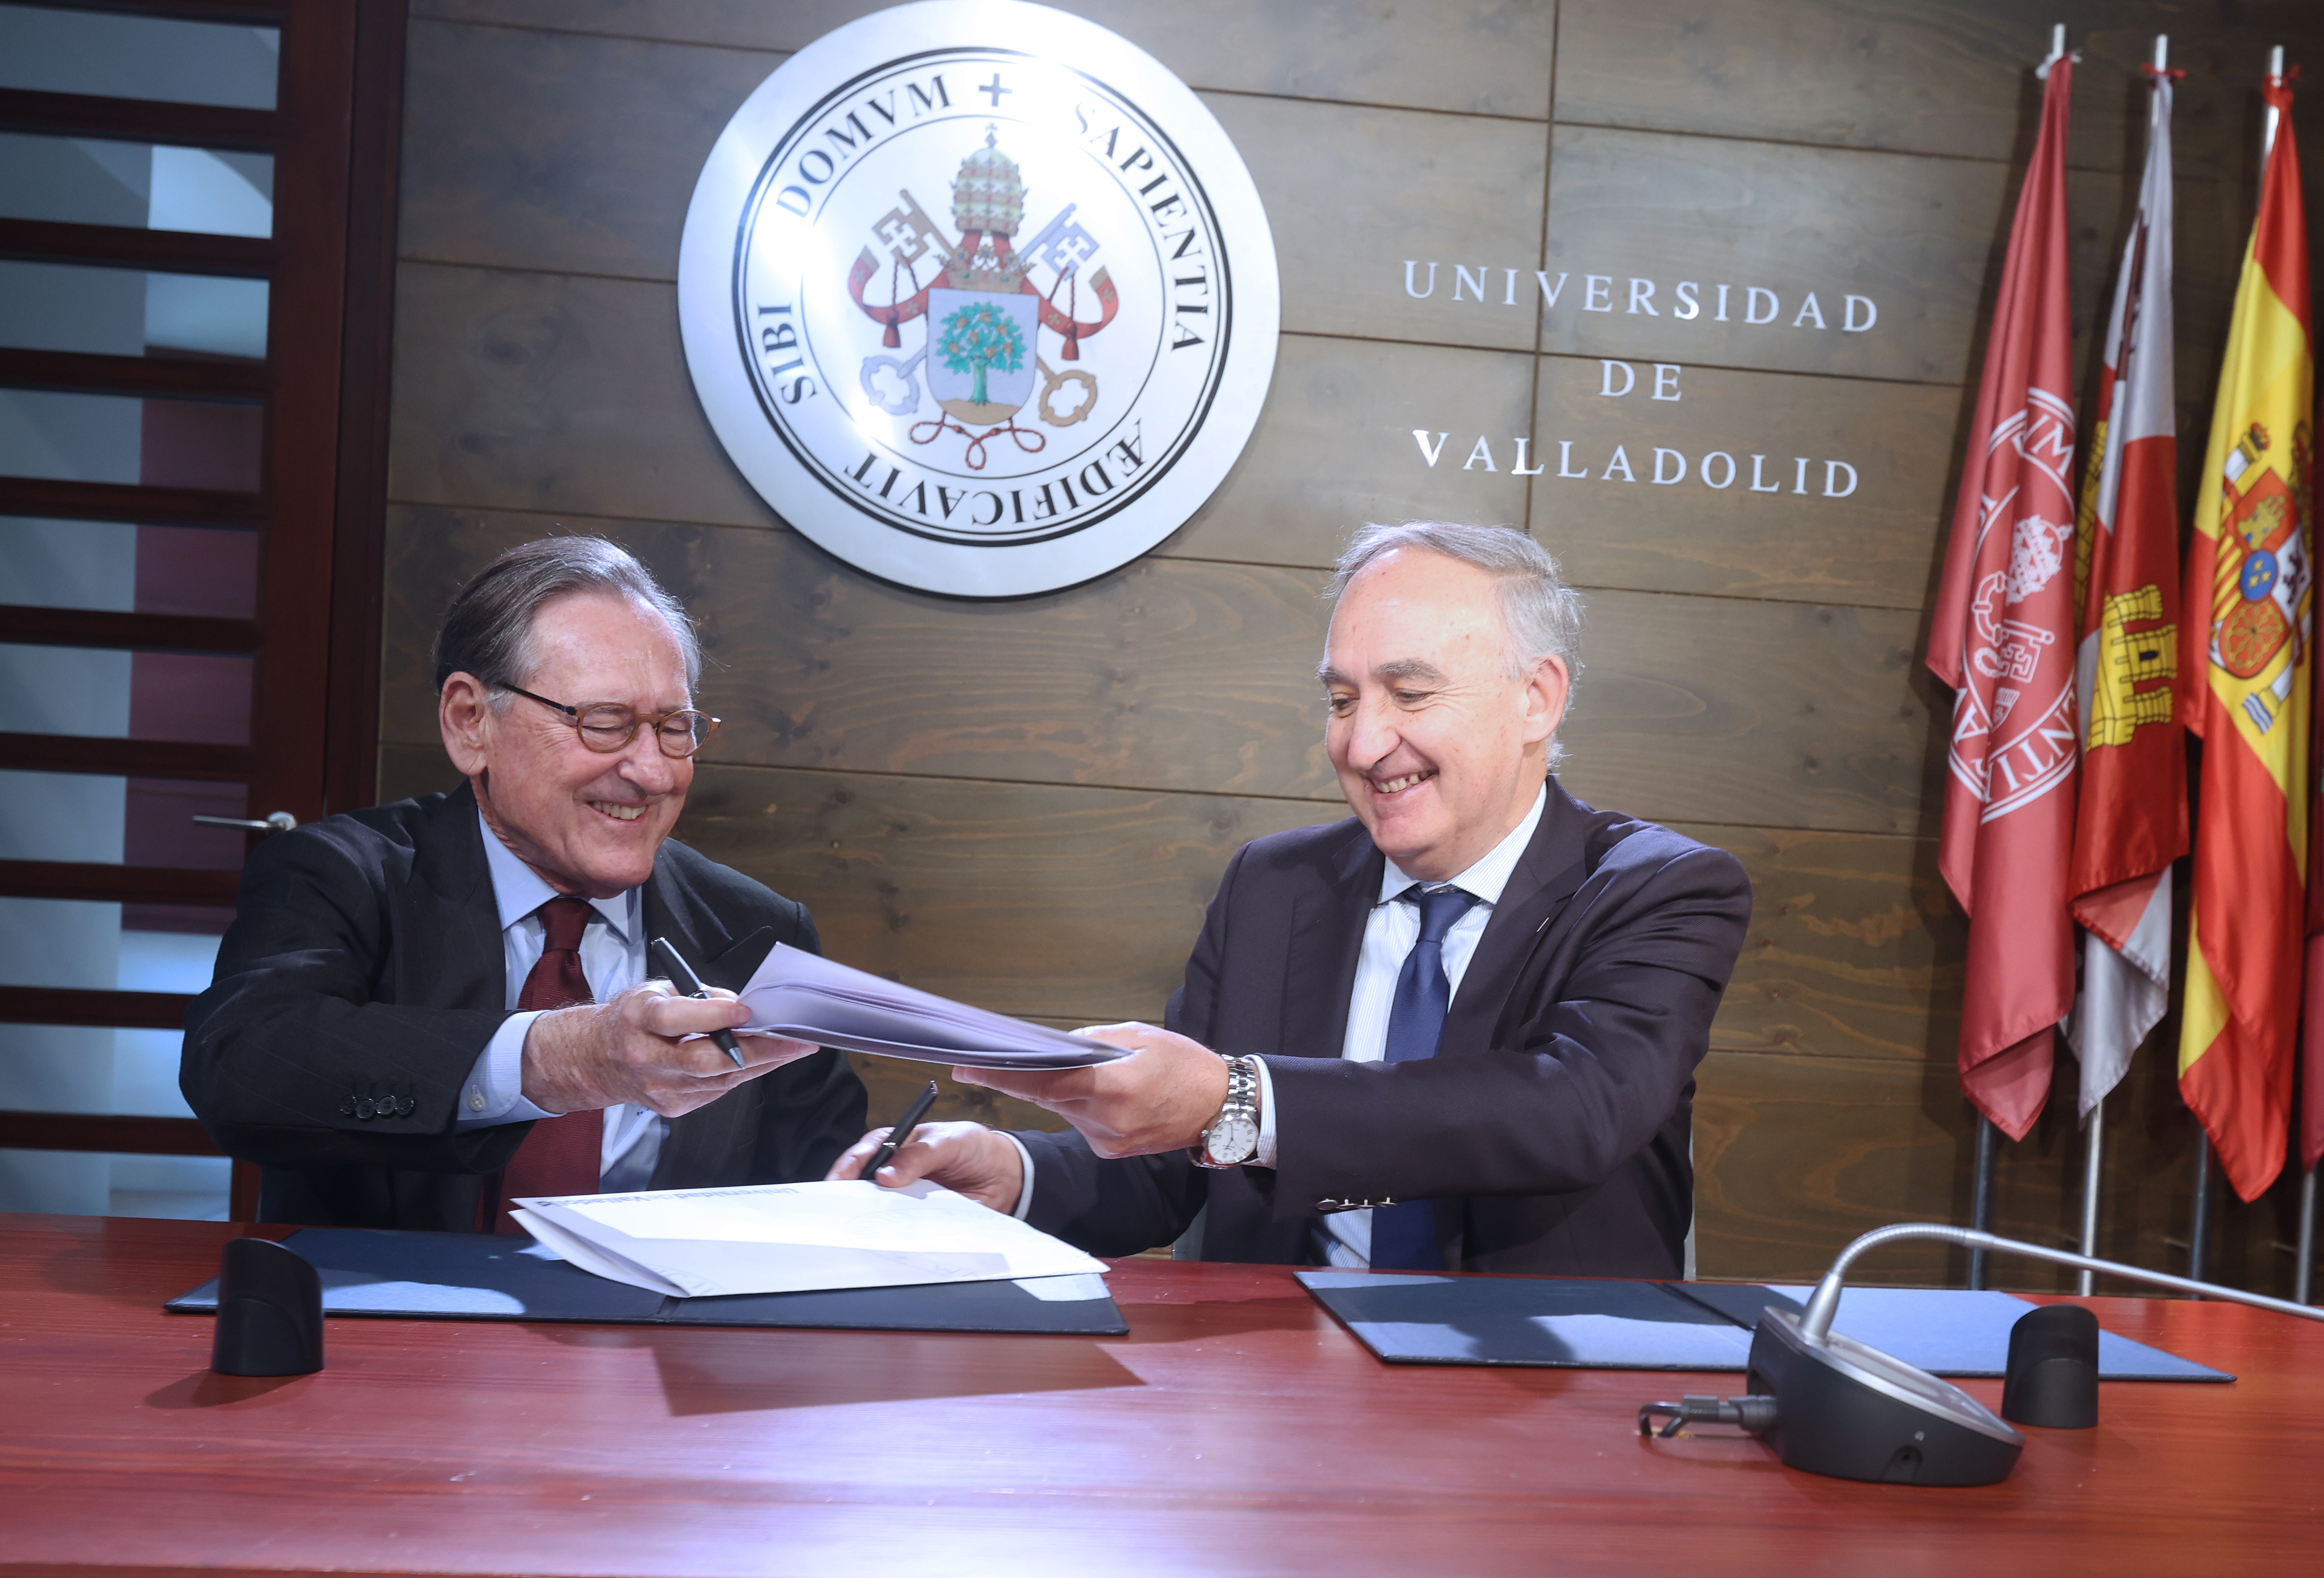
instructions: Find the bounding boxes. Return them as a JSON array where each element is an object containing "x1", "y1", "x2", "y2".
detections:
[
  {"x1": 1927, "y1": 56, "x2": 2078, "y2": 1142},
  {"x1": 2067, "y1": 67, "x2": 2186, "y2": 1123},
  {"x1": 2181, "y1": 69, "x2": 2313, "y2": 1203}
]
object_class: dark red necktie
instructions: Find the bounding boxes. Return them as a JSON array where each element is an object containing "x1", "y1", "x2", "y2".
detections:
[{"x1": 495, "y1": 895, "x2": 604, "y2": 1232}]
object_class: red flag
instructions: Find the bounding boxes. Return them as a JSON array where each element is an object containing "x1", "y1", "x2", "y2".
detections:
[
  {"x1": 2066, "y1": 67, "x2": 2186, "y2": 1122},
  {"x1": 1926, "y1": 57, "x2": 2079, "y2": 1142}
]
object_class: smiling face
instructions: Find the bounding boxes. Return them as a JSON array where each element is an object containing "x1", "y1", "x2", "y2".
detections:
[
  {"x1": 1322, "y1": 549, "x2": 1569, "y2": 883},
  {"x1": 439, "y1": 591, "x2": 696, "y2": 898}
]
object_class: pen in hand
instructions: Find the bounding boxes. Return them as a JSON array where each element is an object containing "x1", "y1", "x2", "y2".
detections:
[
  {"x1": 863, "y1": 1080, "x2": 941, "y2": 1182},
  {"x1": 648, "y1": 935, "x2": 748, "y2": 1069}
]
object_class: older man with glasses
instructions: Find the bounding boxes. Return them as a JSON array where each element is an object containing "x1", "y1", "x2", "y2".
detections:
[{"x1": 183, "y1": 537, "x2": 866, "y2": 1232}]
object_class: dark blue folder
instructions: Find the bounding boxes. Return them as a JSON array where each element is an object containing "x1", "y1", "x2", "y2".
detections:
[
  {"x1": 167, "y1": 1227, "x2": 1128, "y2": 1336},
  {"x1": 1297, "y1": 1271, "x2": 2228, "y2": 1380}
]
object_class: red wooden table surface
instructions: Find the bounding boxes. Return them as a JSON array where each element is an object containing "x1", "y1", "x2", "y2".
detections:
[{"x1": 1, "y1": 1213, "x2": 2318, "y2": 1577}]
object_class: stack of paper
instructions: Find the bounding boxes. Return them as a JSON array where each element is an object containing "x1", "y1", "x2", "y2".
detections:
[
  {"x1": 512, "y1": 1180, "x2": 1109, "y2": 1299},
  {"x1": 731, "y1": 943, "x2": 1127, "y2": 1069}
]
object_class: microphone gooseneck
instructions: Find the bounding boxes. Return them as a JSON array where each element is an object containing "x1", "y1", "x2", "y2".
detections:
[{"x1": 1799, "y1": 1222, "x2": 2324, "y2": 1344}]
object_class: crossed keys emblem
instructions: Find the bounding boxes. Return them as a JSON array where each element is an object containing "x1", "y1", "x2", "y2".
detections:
[{"x1": 845, "y1": 129, "x2": 1120, "y2": 469}]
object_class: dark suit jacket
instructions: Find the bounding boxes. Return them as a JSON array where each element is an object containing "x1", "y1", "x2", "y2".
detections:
[
  {"x1": 1017, "y1": 780, "x2": 1752, "y2": 1277},
  {"x1": 182, "y1": 784, "x2": 867, "y2": 1231}
]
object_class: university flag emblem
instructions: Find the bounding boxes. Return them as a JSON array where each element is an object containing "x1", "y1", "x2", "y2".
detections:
[
  {"x1": 1926, "y1": 57, "x2": 2079, "y2": 1142},
  {"x1": 2182, "y1": 70, "x2": 2314, "y2": 1202},
  {"x1": 2066, "y1": 67, "x2": 2186, "y2": 1122},
  {"x1": 678, "y1": 1, "x2": 1279, "y2": 596}
]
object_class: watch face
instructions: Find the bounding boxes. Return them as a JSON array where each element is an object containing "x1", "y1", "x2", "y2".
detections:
[{"x1": 1208, "y1": 1114, "x2": 1258, "y2": 1163}]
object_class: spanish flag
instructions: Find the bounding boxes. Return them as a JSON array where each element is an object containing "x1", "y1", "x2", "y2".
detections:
[{"x1": 2179, "y1": 69, "x2": 2313, "y2": 1203}]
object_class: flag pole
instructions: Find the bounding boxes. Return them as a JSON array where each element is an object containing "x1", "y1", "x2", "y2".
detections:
[
  {"x1": 2073, "y1": 27, "x2": 2176, "y2": 1300},
  {"x1": 2189, "y1": 1134, "x2": 2213, "y2": 1286},
  {"x1": 2280, "y1": 37, "x2": 2319, "y2": 1308},
  {"x1": 2299, "y1": 1169, "x2": 2318, "y2": 1303},
  {"x1": 2264, "y1": 45, "x2": 2285, "y2": 159},
  {"x1": 2077, "y1": 1098, "x2": 2105, "y2": 1293},
  {"x1": 2187, "y1": 44, "x2": 2292, "y2": 1301},
  {"x1": 1968, "y1": 1114, "x2": 1997, "y2": 1289}
]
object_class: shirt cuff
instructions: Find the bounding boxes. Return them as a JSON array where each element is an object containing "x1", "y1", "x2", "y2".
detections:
[
  {"x1": 456, "y1": 1011, "x2": 560, "y2": 1130},
  {"x1": 1252, "y1": 1056, "x2": 1278, "y2": 1170},
  {"x1": 1001, "y1": 1130, "x2": 1036, "y2": 1220}
]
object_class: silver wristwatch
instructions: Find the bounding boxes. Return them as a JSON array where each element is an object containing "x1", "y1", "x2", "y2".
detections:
[{"x1": 1193, "y1": 1056, "x2": 1261, "y2": 1169}]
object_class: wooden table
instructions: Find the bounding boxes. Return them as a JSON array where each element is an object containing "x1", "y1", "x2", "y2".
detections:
[{"x1": 3, "y1": 1214, "x2": 2320, "y2": 1577}]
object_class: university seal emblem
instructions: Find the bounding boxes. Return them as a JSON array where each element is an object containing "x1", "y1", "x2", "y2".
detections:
[{"x1": 678, "y1": 0, "x2": 1279, "y2": 596}]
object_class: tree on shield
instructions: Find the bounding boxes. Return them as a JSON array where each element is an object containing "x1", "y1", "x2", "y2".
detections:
[{"x1": 937, "y1": 299, "x2": 1027, "y2": 407}]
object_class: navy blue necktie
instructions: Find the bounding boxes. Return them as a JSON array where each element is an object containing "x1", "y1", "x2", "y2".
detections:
[{"x1": 1368, "y1": 884, "x2": 1480, "y2": 1271}]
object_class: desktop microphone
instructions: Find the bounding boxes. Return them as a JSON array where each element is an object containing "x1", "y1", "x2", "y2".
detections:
[{"x1": 1639, "y1": 1222, "x2": 2324, "y2": 1486}]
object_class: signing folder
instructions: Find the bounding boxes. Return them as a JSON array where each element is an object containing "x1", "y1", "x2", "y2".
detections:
[
  {"x1": 167, "y1": 1227, "x2": 1128, "y2": 1336},
  {"x1": 1296, "y1": 1271, "x2": 2228, "y2": 1380}
]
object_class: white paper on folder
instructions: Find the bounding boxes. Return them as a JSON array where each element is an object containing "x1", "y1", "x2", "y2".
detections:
[
  {"x1": 513, "y1": 1179, "x2": 1109, "y2": 1299},
  {"x1": 729, "y1": 942, "x2": 1126, "y2": 1069}
]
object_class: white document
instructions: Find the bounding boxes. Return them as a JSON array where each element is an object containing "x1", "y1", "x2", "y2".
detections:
[
  {"x1": 513, "y1": 1179, "x2": 1108, "y2": 1299},
  {"x1": 730, "y1": 942, "x2": 1126, "y2": 1069}
]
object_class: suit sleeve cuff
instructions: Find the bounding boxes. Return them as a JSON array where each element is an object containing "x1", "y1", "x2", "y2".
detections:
[
  {"x1": 455, "y1": 1011, "x2": 559, "y2": 1130},
  {"x1": 1253, "y1": 1056, "x2": 1278, "y2": 1170},
  {"x1": 1001, "y1": 1130, "x2": 1036, "y2": 1220}
]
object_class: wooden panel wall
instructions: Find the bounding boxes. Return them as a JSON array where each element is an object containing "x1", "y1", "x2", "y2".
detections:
[{"x1": 382, "y1": 0, "x2": 2324, "y2": 1289}]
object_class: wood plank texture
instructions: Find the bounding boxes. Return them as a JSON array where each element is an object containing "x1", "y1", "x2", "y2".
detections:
[
  {"x1": 1540, "y1": 124, "x2": 2010, "y2": 383},
  {"x1": 384, "y1": 265, "x2": 774, "y2": 527},
  {"x1": 397, "y1": 18, "x2": 780, "y2": 281},
  {"x1": 1695, "y1": 1048, "x2": 2311, "y2": 1296},
  {"x1": 1204, "y1": 91, "x2": 1547, "y2": 353},
  {"x1": 15, "y1": 1215, "x2": 2324, "y2": 1575},
  {"x1": 371, "y1": 0, "x2": 2324, "y2": 1293},
  {"x1": 409, "y1": 0, "x2": 1561, "y2": 119},
  {"x1": 1556, "y1": 589, "x2": 1940, "y2": 835},
  {"x1": 1674, "y1": 825, "x2": 1960, "y2": 1064},
  {"x1": 1555, "y1": 0, "x2": 2324, "y2": 186},
  {"x1": 1529, "y1": 355, "x2": 1964, "y2": 609},
  {"x1": 1154, "y1": 334, "x2": 1538, "y2": 571},
  {"x1": 377, "y1": 507, "x2": 1341, "y2": 798},
  {"x1": 381, "y1": 509, "x2": 1942, "y2": 832}
]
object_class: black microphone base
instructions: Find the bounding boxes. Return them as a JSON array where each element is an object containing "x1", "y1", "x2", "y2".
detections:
[{"x1": 1746, "y1": 1307, "x2": 2025, "y2": 1486}]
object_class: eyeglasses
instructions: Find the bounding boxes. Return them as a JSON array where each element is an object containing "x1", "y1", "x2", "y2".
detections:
[{"x1": 502, "y1": 685, "x2": 722, "y2": 758}]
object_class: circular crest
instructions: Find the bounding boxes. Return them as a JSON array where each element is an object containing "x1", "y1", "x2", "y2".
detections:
[{"x1": 679, "y1": 0, "x2": 1280, "y2": 596}]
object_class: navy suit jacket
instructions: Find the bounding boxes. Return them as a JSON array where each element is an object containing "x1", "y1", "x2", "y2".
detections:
[
  {"x1": 1017, "y1": 781, "x2": 1752, "y2": 1277},
  {"x1": 182, "y1": 783, "x2": 867, "y2": 1231}
]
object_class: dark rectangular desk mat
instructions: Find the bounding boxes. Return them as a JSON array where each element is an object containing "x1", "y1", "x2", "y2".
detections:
[
  {"x1": 1296, "y1": 1272, "x2": 2229, "y2": 1380},
  {"x1": 167, "y1": 1227, "x2": 1128, "y2": 1336}
]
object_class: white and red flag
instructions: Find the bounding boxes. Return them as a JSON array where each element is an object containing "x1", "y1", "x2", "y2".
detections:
[
  {"x1": 1926, "y1": 56, "x2": 2080, "y2": 1141},
  {"x1": 2066, "y1": 66, "x2": 2187, "y2": 1121}
]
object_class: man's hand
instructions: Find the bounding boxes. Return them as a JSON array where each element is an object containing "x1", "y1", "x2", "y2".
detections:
[
  {"x1": 521, "y1": 982, "x2": 818, "y2": 1117},
  {"x1": 825, "y1": 1120, "x2": 1025, "y2": 1213},
  {"x1": 953, "y1": 1023, "x2": 1231, "y2": 1158}
]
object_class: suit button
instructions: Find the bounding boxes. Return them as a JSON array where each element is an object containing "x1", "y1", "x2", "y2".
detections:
[{"x1": 354, "y1": 1097, "x2": 375, "y2": 1119}]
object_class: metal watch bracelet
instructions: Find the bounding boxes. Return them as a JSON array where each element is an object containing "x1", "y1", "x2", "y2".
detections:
[{"x1": 1192, "y1": 1056, "x2": 1261, "y2": 1169}]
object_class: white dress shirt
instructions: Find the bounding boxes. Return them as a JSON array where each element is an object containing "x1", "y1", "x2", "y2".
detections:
[
  {"x1": 454, "y1": 812, "x2": 667, "y2": 1192},
  {"x1": 1287, "y1": 786, "x2": 1548, "y2": 1267}
]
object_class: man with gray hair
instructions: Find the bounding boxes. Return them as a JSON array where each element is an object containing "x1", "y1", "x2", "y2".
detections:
[
  {"x1": 834, "y1": 521, "x2": 1750, "y2": 1276},
  {"x1": 185, "y1": 537, "x2": 866, "y2": 1231}
]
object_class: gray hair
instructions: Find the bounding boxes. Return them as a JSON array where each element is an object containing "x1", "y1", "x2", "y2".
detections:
[
  {"x1": 433, "y1": 536, "x2": 701, "y2": 697},
  {"x1": 1325, "y1": 520, "x2": 1584, "y2": 765}
]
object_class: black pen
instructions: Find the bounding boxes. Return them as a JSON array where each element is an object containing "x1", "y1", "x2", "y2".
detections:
[
  {"x1": 649, "y1": 935, "x2": 747, "y2": 1069},
  {"x1": 862, "y1": 1080, "x2": 940, "y2": 1180}
]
